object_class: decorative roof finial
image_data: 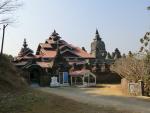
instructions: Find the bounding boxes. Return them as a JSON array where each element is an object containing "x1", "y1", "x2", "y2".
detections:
[
  {"x1": 52, "y1": 29, "x2": 59, "y2": 36},
  {"x1": 54, "y1": 29, "x2": 56, "y2": 33},
  {"x1": 50, "y1": 29, "x2": 61, "y2": 41},
  {"x1": 94, "y1": 28, "x2": 101, "y2": 40},
  {"x1": 96, "y1": 28, "x2": 99, "y2": 35},
  {"x1": 23, "y1": 38, "x2": 28, "y2": 48}
]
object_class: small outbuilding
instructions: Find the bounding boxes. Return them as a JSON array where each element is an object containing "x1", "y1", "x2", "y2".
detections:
[{"x1": 70, "y1": 69, "x2": 96, "y2": 87}]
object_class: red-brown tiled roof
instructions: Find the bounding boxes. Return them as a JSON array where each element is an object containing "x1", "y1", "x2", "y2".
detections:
[
  {"x1": 45, "y1": 39, "x2": 54, "y2": 44},
  {"x1": 42, "y1": 50, "x2": 57, "y2": 58},
  {"x1": 38, "y1": 37, "x2": 94, "y2": 59},
  {"x1": 59, "y1": 44, "x2": 73, "y2": 50},
  {"x1": 15, "y1": 55, "x2": 35, "y2": 61},
  {"x1": 70, "y1": 69, "x2": 90, "y2": 77},
  {"x1": 74, "y1": 47, "x2": 94, "y2": 58},
  {"x1": 59, "y1": 40, "x2": 67, "y2": 44},
  {"x1": 45, "y1": 39, "x2": 68, "y2": 45},
  {"x1": 35, "y1": 55, "x2": 42, "y2": 58},
  {"x1": 39, "y1": 46, "x2": 94, "y2": 59},
  {"x1": 39, "y1": 43, "x2": 52, "y2": 48},
  {"x1": 65, "y1": 44, "x2": 94, "y2": 58},
  {"x1": 36, "y1": 62, "x2": 51, "y2": 68}
]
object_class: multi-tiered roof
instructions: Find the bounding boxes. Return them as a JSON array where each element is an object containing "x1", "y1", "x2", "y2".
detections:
[
  {"x1": 17, "y1": 39, "x2": 34, "y2": 61},
  {"x1": 36, "y1": 30, "x2": 94, "y2": 63},
  {"x1": 14, "y1": 30, "x2": 94, "y2": 69}
]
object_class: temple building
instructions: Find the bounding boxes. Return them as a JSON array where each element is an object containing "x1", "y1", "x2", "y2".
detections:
[
  {"x1": 13, "y1": 29, "x2": 122, "y2": 86},
  {"x1": 91, "y1": 29, "x2": 107, "y2": 64},
  {"x1": 13, "y1": 39, "x2": 35, "y2": 67},
  {"x1": 13, "y1": 30, "x2": 95, "y2": 86},
  {"x1": 90, "y1": 29, "x2": 122, "y2": 65}
]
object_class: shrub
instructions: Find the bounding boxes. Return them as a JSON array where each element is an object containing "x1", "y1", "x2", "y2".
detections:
[
  {"x1": 111, "y1": 55, "x2": 150, "y2": 96},
  {"x1": 111, "y1": 57, "x2": 145, "y2": 82}
]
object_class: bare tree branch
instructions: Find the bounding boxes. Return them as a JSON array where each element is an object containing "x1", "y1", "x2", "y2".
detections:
[
  {"x1": 111, "y1": 57, "x2": 146, "y2": 82},
  {"x1": 0, "y1": 0, "x2": 22, "y2": 24}
]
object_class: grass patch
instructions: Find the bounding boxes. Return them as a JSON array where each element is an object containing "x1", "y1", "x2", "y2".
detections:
[
  {"x1": 0, "y1": 89, "x2": 138, "y2": 113},
  {"x1": 0, "y1": 90, "x2": 45, "y2": 113}
]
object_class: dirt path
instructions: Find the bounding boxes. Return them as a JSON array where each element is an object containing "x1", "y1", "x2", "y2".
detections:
[{"x1": 38, "y1": 86, "x2": 150, "y2": 113}]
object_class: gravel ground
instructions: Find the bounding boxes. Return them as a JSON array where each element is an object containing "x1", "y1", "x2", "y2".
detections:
[{"x1": 38, "y1": 86, "x2": 150, "y2": 113}]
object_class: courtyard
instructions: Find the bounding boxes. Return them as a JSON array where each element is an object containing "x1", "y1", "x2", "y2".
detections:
[{"x1": 38, "y1": 84, "x2": 150, "y2": 113}]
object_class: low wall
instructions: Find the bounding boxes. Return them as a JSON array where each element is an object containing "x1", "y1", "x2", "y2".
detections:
[
  {"x1": 121, "y1": 78, "x2": 144, "y2": 96},
  {"x1": 95, "y1": 72, "x2": 122, "y2": 84},
  {"x1": 121, "y1": 78, "x2": 129, "y2": 95}
]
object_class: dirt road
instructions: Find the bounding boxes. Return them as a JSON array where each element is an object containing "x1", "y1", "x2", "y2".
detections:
[{"x1": 38, "y1": 86, "x2": 150, "y2": 113}]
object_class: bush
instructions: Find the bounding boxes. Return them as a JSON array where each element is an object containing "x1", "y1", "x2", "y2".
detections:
[
  {"x1": 111, "y1": 57, "x2": 145, "y2": 82},
  {"x1": 111, "y1": 56, "x2": 150, "y2": 96}
]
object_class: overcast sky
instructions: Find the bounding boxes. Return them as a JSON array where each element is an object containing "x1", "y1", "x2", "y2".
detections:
[{"x1": 1, "y1": 0, "x2": 150, "y2": 56}]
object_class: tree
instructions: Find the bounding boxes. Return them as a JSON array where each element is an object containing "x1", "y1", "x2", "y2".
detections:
[
  {"x1": 122, "y1": 53, "x2": 126, "y2": 58},
  {"x1": 0, "y1": 0, "x2": 22, "y2": 55},
  {"x1": 114, "y1": 48, "x2": 121, "y2": 60},
  {"x1": 111, "y1": 4, "x2": 150, "y2": 96},
  {"x1": 139, "y1": 32, "x2": 150, "y2": 95},
  {"x1": 111, "y1": 52, "x2": 115, "y2": 59},
  {"x1": 106, "y1": 52, "x2": 112, "y2": 59},
  {"x1": 148, "y1": 6, "x2": 150, "y2": 10},
  {"x1": 128, "y1": 51, "x2": 133, "y2": 57},
  {"x1": 139, "y1": 32, "x2": 150, "y2": 53},
  {"x1": 111, "y1": 57, "x2": 146, "y2": 82},
  {"x1": 111, "y1": 32, "x2": 150, "y2": 96},
  {"x1": 0, "y1": 0, "x2": 22, "y2": 24}
]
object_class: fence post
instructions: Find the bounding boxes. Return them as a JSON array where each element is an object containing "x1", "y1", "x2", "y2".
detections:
[{"x1": 138, "y1": 80, "x2": 144, "y2": 96}]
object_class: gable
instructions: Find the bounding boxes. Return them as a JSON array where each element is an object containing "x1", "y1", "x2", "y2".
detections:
[
  {"x1": 60, "y1": 45, "x2": 73, "y2": 51},
  {"x1": 61, "y1": 50, "x2": 80, "y2": 57},
  {"x1": 26, "y1": 52, "x2": 34, "y2": 57}
]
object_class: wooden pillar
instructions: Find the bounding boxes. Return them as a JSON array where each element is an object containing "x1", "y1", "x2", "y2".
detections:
[
  {"x1": 82, "y1": 76, "x2": 84, "y2": 86},
  {"x1": 95, "y1": 76, "x2": 96, "y2": 85},
  {"x1": 59, "y1": 73, "x2": 60, "y2": 84},
  {"x1": 71, "y1": 76, "x2": 72, "y2": 86},
  {"x1": 75, "y1": 77, "x2": 77, "y2": 85},
  {"x1": 88, "y1": 74, "x2": 90, "y2": 86},
  {"x1": 63, "y1": 72, "x2": 64, "y2": 85}
]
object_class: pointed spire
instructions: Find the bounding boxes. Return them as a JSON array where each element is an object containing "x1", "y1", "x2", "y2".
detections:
[
  {"x1": 94, "y1": 28, "x2": 101, "y2": 40},
  {"x1": 54, "y1": 29, "x2": 56, "y2": 33},
  {"x1": 96, "y1": 28, "x2": 99, "y2": 35},
  {"x1": 51, "y1": 29, "x2": 59, "y2": 36},
  {"x1": 23, "y1": 38, "x2": 28, "y2": 48},
  {"x1": 50, "y1": 29, "x2": 61, "y2": 41}
]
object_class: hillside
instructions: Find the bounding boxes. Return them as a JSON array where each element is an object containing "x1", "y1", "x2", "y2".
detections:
[{"x1": 0, "y1": 55, "x2": 27, "y2": 93}]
